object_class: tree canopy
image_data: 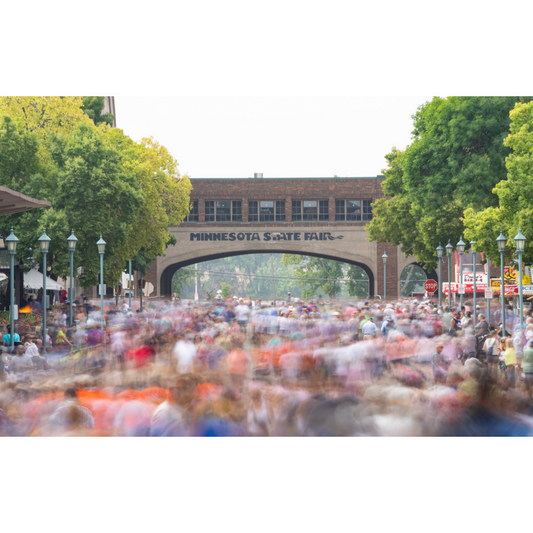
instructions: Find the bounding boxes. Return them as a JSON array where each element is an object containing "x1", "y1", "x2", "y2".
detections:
[
  {"x1": 0, "y1": 97, "x2": 191, "y2": 289},
  {"x1": 367, "y1": 97, "x2": 532, "y2": 270},
  {"x1": 463, "y1": 100, "x2": 533, "y2": 266}
]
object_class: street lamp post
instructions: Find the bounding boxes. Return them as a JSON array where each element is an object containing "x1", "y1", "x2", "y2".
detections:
[
  {"x1": 128, "y1": 260, "x2": 132, "y2": 311},
  {"x1": 97, "y1": 235, "x2": 106, "y2": 330},
  {"x1": 514, "y1": 228, "x2": 526, "y2": 333},
  {"x1": 67, "y1": 230, "x2": 77, "y2": 328},
  {"x1": 38, "y1": 229, "x2": 51, "y2": 352},
  {"x1": 496, "y1": 230, "x2": 507, "y2": 337},
  {"x1": 457, "y1": 236, "x2": 466, "y2": 309},
  {"x1": 487, "y1": 256, "x2": 491, "y2": 326},
  {"x1": 6, "y1": 228, "x2": 18, "y2": 353},
  {"x1": 446, "y1": 241, "x2": 453, "y2": 310},
  {"x1": 436, "y1": 243, "x2": 444, "y2": 311},
  {"x1": 471, "y1": 241, "x2": 477, "y2": 326},
  {"x1": 382, "y1": 252, "x2": 388, "y2": 301}
]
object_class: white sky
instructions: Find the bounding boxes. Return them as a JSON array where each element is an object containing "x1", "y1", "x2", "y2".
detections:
[
  {"x1": 7, "y1": 3, "x2": 529, "y2": 181},
  {"x1": 115, "y1": 94, "x2": 434, "y2": 178}
]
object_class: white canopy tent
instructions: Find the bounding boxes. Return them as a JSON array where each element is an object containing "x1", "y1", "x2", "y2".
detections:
[{"x1": 24, "y1": 268, "x2": 63, "y2": 291}]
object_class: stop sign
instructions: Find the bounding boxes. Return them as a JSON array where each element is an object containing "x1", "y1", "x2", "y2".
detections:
[{"x1": 424, "y1": 279, "x2": 438, "y2": 293}]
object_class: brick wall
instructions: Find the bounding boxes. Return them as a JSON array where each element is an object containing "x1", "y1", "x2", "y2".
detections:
[{"x1": 178, "y1": 177, "x2": 385, "y2": 227}]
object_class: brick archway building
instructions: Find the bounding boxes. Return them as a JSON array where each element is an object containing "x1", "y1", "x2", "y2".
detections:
[{"x1": 145, "y1": 175, "x2": 450, "y2": 299}]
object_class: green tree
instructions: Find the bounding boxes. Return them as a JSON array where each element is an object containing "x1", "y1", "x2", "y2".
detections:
[
  {"x1": 368, "y1": 97, "x2": 532, "y2": 270},
  {"x1": 346, "y1": 264, "x2": 370, "y2": 298},
  {"x1": 221, "y1": 282, "x2": 231, "y2": 299},
  {"x1": 281, "y1": 254, "x2": 344, "y2": 298},
  {"x1": 464, "y1": 100, "x2": 533, "y2": 266},
  {"x1": 172, "y1": 267, "x2": 197, "y2": 298},
  {"x1": 82, "y1": 97, "x2": 115, "y2": 126},
  {"x1": 39, "y1": 122, "x2": 144, "y2": 287},
  {"x1": 104, "y1": 129, "x2": 192, "y2": 272}
]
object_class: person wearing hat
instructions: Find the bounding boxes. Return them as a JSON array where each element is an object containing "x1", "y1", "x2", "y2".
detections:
[
  {"x1": 361, "y1": 316, "x2": 378, "y2": 340},
  {"x1": 381, "y1": 316, "x2": 395, "y2": 338}
]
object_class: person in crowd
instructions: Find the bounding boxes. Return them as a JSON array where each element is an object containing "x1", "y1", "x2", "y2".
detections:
[{"x1": 8, "y1": 345, "x2": 34, "y2": 374}]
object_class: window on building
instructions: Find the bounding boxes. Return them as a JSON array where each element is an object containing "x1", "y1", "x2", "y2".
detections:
[
  {"x1": 186, "y1": 200, "x2": 198, "y2": 222},
  {"x1": 319, "y1": 200, "x2": 329, "y2": 221},
  {"x1": 248, "y1": 200, "x2": 285, "y2": 222},
  {"x1": 276, "y1": 201, "x2": 285, "y2": 222},
  {"x1": 292, "y1": 200, "x2": 328, "y2": 222},
  {"x1": 204, "y1": 200, "x2": 241, "y2": 222},
  {"x1": 362, "y1": 200, "x2": 373, "y2": 221},
  {"x1": 335, "y1": 199, "x2": 372, "y2": 221},
  {"x1": 248, "y1": 201, "x2": 258, "y2": 222},
  {"x1": 260, "y1": 201, "x2": 275, "y2": 221},
  {"x1": 205, "y1": 201, "x2": 215, "y2": 222}
]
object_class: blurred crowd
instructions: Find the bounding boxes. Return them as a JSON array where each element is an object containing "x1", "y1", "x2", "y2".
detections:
[{"x1": 1, "y1": 293, "x2": 533, "y2": 436}]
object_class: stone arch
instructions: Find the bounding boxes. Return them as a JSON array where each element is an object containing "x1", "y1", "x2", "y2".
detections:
[
  {"x1": 399, "y1": 262, "x2": 438, "y2": 297},
  {"x1": 159, "y1": 250, "x2": 376, "y2": 298}
]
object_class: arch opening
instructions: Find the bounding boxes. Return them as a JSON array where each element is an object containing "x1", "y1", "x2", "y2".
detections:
[
  {"x1": 161, "y1": 250, "x2": 375, "y2": 299},
  {"x1": 400, "y1": 262, "x2": 438, "y2": 297}
]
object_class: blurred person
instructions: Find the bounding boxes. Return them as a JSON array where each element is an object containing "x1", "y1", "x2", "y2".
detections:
[
  {"x1": 24, "y1": 338, "x2": 39, "y2": 358},
  {"x1": 173, "y1": 334, "x2": 197, "y2": 374},
  {"x1": 457, "y1": 357, "x2": 483, "y2": 405},
  {"x1": 8, "y1": 345, "x2": 34, "y2": 374},
  {"x1": 55, "y1": 325, "x2": 73, "y2": 349},
  {"x1": 247, "y1": 383, "x2": 270, "y2": 436},
  {"x1": 3, "y1": 326, "x2": 20, "y2": 351},
  {"x1": 150, "y1": 385, "x2": 184, "y2": 436},
  {"x1": 227, "y1": 342, "x2": 249, "y2": 389},
  {"x1": 381, "y1": 316, "x2": 395, "y2": 338},
  {"x1": 432, "y1": 342, "x2": 447, "y2": 383},
  {"x1": 361, "y1": 317, "x2": 378, "y2": 339},
  {"x1": 475, "y1": 314, "x2": 490, "y2": 337},
  {"x1": 483, "y1": 330, "x2": 500, "y2": 379},
  {"x1": 48, "y1": 388, "x2": 95, "y2": 434},
  {"x1": 501, "y1": 337, "x2": 517, "y2": 388},
  {"x1": 235, "y1": 298, "x2": 250, "y2": 330},
  {"x1": 513, "y1": 329, "x2": 524, "y2": 372},
  {"x1": 523, "y1": 340, "x2": 533, "y2": 397}
]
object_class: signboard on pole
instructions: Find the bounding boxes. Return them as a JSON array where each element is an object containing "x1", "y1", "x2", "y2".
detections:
[
  {"x1": 458, "y1": 284, "x2": 465, "y2": 294},
  {"x1": 424, "y1": 279, "x2": 438, "y2": 293},
  {"x1": 489, "y1": 279, "x2": 519, "y2": 295},
  {"x1": 484, "y1": 289, "x2": 493, "y2": 299}
]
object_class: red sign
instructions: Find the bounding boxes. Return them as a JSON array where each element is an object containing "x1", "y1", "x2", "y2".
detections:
[
  {"x1": 442, "y1": 283, "x2": 489, "y2": 294},
  {"x1": 424, "y1": 279, "x2": 438, "y2": 293}
]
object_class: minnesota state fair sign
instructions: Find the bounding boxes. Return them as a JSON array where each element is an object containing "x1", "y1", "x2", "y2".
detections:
[{"x1": 189, "y1": 231, "x2": 344, "y2": 242}]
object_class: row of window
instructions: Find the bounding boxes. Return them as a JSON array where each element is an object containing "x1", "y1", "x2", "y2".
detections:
[{"x1": 185, "y1": 199, "x2": 373, "y2": 223}]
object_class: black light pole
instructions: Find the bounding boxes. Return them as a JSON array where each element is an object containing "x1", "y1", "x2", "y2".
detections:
[
  {"x1": 382, "y1": 252, "x2": 388, "y2": 301},
  {"x1": 514, "y1": 228, "x2": 526, "y2": 333},
  {"x1": 496, "y1": 230, "x2": 507, "y2": 337},
  {"x1": 457, "y1": 236, "x2": 466, "y2": 308},
  {"x1": 446, "y1": 241, "x2": 453, "y2": 309},
  {"x1": 67, "y1": 230, "x2": 77, "y2": 328},
  {"x1": 38, "y1": 229, "x2": 51, "y2": 351},
  {"x1": 436, "y1": 243, "x2": 444, "y2": 311},
  {"x1": 471, "y1": 240, "x2": 477, "y2": 326},
  {"x1": 6, "y1": 228, "x2": 18, "y2": 353}
]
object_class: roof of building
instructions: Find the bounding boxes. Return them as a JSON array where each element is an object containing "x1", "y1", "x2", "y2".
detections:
[
  {"x1": 190, "y1": 176, "x2": 385, "y2": 181},
  {"x1": 0, "y1": 186, "x2": 51, "y2": 217}
]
